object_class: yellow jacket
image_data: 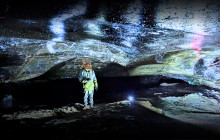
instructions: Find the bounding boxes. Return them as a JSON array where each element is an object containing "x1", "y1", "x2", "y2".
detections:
[{"x1": 78, "y1": 68, "x2": 98, "y2": 93}]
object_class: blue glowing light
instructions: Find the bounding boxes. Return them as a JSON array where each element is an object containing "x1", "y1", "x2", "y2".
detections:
[{"x1": 128, "y1": 96, "x2": 134, "y2": 102}]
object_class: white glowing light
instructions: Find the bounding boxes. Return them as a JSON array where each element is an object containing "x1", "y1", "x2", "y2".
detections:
[
  {"x1": 46, "y1": 1, "x2": 87, "y2": 53},
  {"x1": 46, "y1": 41, "x2": 56, "y2": 53},
  {"x1": 50, "y1": 20, "x2": 65, "y2": 36},
  {"x1": 85, "y1": 22, "x2": 103, "y2": 36},
  {"x1": 122, "y1": 40, "x2": 132, "y2": 47},
  {"x1": 52, "y1": 37, "x2": 63, "y2": 42},
  {"x1": 122, "y1": 36, "x2": 137, "y2": 47}
]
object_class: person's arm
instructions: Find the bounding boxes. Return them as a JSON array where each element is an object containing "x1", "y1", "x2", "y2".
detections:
[
  {"x1": 78, "y1": 70, "x2": 87, "y2": 83},
  {"x1": 78, "y1": 70, "x2": 83, "y2": 82},
  {"x1": 79, "y1": 70, "x2": 90, "y2": 83},
  {"x1": 93, "y1": 70, "x2": 98, "y2": 90}
]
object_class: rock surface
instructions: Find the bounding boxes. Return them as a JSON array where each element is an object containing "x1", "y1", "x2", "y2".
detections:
[
  {"x1": 138, "y1": 90, "x2": 220, "y2": 133},
  {"x1": 1, "y1": 100, "x2": 219, "y2": 140},
  {"x1": 2, "y1": 104, "x2": 81, "y2": 120},
  {"x1": 0, "y1": 0, "x2": 219, "y2": 89},
  {"x1": 1, "y1": 81, "x2": 220, "y2": 139}
]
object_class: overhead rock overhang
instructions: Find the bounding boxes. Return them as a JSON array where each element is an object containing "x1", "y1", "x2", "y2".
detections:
[{"x1": 0, "y1": 0, "x2": 219, "y2": 89}]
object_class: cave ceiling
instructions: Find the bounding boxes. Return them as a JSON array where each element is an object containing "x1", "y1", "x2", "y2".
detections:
[{"x1": 0, "y1": 0, "x2": 219, "y2": 89}]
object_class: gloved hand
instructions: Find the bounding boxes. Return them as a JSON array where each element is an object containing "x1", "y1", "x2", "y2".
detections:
[{"x1": 95, "y1": 87, "x2": 98, "y2": 91}]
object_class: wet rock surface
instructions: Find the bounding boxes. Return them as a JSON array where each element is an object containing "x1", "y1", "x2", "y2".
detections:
[
  {"x1": 135, "y1": 83, "x2": 220, "y2": 134},
  {"x1": 2, "y1": 104, "x2": 80, "y2": 120},
  {"x1": 0, "y1": 1, "x2": 220, "y2": 139},
  {"x1": 1, "y1": 100, "x2": 219, "y2": 140},
  {"x1": 0, "y1": 81, "x2": 220, "y2": 140},
  {"x1": 0, "y1": 0, "x2": 219, "y2": 90}
]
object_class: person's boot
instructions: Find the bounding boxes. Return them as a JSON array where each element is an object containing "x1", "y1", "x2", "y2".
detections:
[
  {"x1": 83, "y1": 106, "x2": 88, "y2": 110},
  {"x1": 87, "y1": 105, "x2": 92, "y2": 109}
]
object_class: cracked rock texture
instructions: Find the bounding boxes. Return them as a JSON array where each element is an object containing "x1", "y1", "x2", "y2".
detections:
[
  {"x1": 0, "y1": 0, "x2": 219, "y2": 89},
  {"x1": 139, "y1": 91, "x2": 220, "y2": 133}
]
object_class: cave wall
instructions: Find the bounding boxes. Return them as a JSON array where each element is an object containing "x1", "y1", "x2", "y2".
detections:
[{"x1": 0, "y1": 0, "x2": 219, "y2": 89}]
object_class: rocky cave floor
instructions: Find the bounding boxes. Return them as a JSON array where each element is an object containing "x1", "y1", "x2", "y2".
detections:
[{"x1": 0, "y1": 78, "x2": 220, "y2": 140}]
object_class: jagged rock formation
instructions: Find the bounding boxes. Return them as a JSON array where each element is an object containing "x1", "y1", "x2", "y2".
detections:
[
  {"x1": 139, "y1": 91, "x2": 220, "y2": 133},
  {"x1": 0, "y1": 0, "x2": 219, "y2": 89},
  {"x1": 2, "y1": 104, "x2": 81, "y2": 120}
]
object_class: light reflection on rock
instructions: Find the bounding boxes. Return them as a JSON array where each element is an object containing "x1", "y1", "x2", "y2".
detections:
[{"x1": 0, "y1": 0, "x2": 219, "y2": 90}]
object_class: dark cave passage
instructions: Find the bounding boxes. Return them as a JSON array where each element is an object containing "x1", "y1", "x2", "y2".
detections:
[
  {"x1": 0, "y1": 71, "x2": 219, "y2": 140},
  {"x1": 0, "y1": 76, "x2": 203, "y2": 112},
  {"x1": 0, "y1": 77, "x2": 219, "y2": 140},
  {"x1": 0, "y1": 0, "x2": 220, "y2": 139}
]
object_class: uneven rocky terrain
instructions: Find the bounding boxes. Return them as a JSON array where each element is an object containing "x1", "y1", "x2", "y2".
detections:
[
  {"x1": 0, "y1": 0, "x2": 219, "y2": 139},
  {"x1": 1, "y1": 81, "x2": 220, "y2": 140}
]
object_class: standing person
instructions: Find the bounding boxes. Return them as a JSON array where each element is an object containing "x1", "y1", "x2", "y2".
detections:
[{"x1": 78, "y1": 59, "x2": 98, "y2": 110}]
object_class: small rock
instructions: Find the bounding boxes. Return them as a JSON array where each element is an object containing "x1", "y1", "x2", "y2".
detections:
[
  {"x1": 154, "y1": 93, "x2": 163, "y2": 95},
  {"x1": 160, "y1": 83, "x2": 179, "y2": 86}
]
